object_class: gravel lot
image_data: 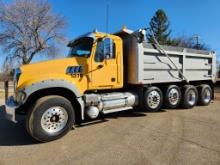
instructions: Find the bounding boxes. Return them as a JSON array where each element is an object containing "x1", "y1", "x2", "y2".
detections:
[{"x1": 0, "y1": 90, "x2": 220, "y2": 165}]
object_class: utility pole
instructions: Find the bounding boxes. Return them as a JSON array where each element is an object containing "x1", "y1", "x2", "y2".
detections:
[{"x1": 193, "y1": 34, "x2": 200, "y2": 49}]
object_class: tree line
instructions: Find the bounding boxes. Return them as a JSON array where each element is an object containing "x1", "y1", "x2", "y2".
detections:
[{"x1": 147, "y1": 9, "x2": 209, "y2": 50}]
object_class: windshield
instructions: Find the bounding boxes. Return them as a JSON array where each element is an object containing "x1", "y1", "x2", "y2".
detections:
[{"x1": 68, "y1": 37, "x2": 94, "y2": 57}]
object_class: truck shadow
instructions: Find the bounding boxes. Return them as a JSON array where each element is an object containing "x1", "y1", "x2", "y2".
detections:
[
  {"x1": 0, "y1": 104, "x2": 165, "y2": 146},
  {"x1": 0, "y1": 105, "x2": 39, "y2": 146},
  {"x1": 78, "y1": 110, "x2": 148, "y2": 128}
]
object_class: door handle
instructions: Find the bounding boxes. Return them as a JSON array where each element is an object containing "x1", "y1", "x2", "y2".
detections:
[{"x1": 97, "y1": 65, "x2": 104, "y2": 69}]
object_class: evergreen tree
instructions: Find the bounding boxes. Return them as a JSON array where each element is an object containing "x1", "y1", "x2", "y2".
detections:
[{"x1": 148, "y1": 9, "x2": 171, "y2": 45}]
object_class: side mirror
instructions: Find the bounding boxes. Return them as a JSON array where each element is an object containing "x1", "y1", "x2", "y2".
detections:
[{"x1": 103, "y1": 38, "x2": 113, "y2": 59}]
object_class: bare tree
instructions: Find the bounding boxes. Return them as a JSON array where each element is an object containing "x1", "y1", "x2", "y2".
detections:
[{"x1": 0, "y1": 0, "x2": 66, "y2": 67}]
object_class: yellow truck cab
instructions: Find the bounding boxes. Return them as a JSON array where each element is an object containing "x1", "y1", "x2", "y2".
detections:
[{"x1": 5, "y1": 28, "x2": 216, "y2": 142}]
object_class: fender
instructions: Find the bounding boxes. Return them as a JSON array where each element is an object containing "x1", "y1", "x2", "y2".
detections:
[{"x1": 22, "y1": 79, "x2": 85, "y2": 120}]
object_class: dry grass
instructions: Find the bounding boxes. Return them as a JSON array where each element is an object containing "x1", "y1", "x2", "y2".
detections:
[
  {"x1": 0, "y1": 81, "x2": 5, "y2": 100},
  {"x1": 0, "y1": 81, "x2": 13, "y2": 100},
  {"x1": 0, "y1": 91, "x2": 4, "y2": 98}
]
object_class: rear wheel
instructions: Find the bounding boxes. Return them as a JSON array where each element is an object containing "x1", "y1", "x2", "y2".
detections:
[
  {"x1": 143, "y1": 86, "x2": 163, "y2": 112},
  {"x1": 165, "y1": 85, "x2": 181, "y2": 108},
  {"x1": 198, "y1": 84, "x2": 212, "y2": 106},
  {"x1": 26, "y1": 95, "x2": 75, "y2": 142},
  {"x1": 182, "y1": 85, "x2": 198, "y2": 109}
]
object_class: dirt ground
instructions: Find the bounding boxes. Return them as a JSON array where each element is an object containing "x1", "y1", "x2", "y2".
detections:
[{"x1": 0, "y1": 88, "x2": 220, "y2": 165}]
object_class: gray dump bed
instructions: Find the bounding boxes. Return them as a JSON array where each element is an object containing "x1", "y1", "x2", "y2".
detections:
[{"x1": 116, "y1": 30, "x2": 216, "y2": 85}]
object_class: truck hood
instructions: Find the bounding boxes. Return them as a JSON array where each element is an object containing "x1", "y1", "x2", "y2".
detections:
[
  {"x1": 15, "y1": 57, "x2": 88, "y2": 95},
  {"x1": 20, "y1": 57, "x2": 85, "y2": 76},
  {"x1": 17, "y1": 57, "x2": 87, "y2": 89}
]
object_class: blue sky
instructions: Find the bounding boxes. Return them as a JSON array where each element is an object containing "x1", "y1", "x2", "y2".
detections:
[{"x1": 0, "y1": 0, "x2": 220, "y2": 68}]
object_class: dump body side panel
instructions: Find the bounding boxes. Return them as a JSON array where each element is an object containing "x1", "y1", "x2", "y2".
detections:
[{"x1": 126, "y1": 42, "x2": 216, "y2": 84}]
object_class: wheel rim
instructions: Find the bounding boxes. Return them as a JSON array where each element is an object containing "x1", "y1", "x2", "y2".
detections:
[
  {"x1": 204, "y1": 88, "x2": 211, "y2": 103},
  {"x1": 168, "y1": 88, "x2": 180, "y2": 105},
  {"x1": 147, "y1": 90, "x2": 161, "y2": 109},
  {"x1": 188, "y1": 90, "x2": 196, "y2": 106},
  {"x1": 41, "y1": 106, "x2": 68, "y2": 134}
]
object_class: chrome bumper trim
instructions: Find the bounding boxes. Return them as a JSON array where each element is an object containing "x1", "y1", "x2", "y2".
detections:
[{"x1": 5, "y1": 96, "x2": 18, "y2": 123}]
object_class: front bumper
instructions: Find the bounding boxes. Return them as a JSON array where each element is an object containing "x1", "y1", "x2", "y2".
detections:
[{"x1": 5, "y1": 96, "x2": 19, "y2": 123}]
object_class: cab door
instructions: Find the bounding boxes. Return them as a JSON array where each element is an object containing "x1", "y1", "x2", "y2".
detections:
[{"x1": 91, "y1": 38, "x2": 118, "y2": 89}]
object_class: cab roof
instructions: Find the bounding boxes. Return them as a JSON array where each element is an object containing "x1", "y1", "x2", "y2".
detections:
[{"x1": 67, "y1": 29, "x2": 124, "y2": 47}]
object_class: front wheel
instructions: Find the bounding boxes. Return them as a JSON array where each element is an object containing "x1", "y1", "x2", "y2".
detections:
[
  {"x1": 26, "y1": 95, "x2": 75, "y2": 142},
  {"x1": 143, "y1": 86, "x2": 163, "y2": 112}
]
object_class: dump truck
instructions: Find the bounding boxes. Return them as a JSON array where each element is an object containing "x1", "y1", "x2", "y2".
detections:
[{"x1": 5, "y1": 28, "x2": 216, "y2": 142}]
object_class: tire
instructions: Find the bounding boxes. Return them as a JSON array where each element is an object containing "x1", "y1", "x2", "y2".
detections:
[
  {"x1": 26, "y1": 95, "x2": 75, "y2": 142},
  {"x1": 165, "y1": 85, "x2": 181, "y2": 108},
  {"x1": 181, "y1": 85, "x2": 198, "y2": 109},
  {"x1": 143, "y1": 86, "x2": 163, "y2": 112},
  {"x1": 198, "y1": 84, "x2": 212, "y2": 106}
]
